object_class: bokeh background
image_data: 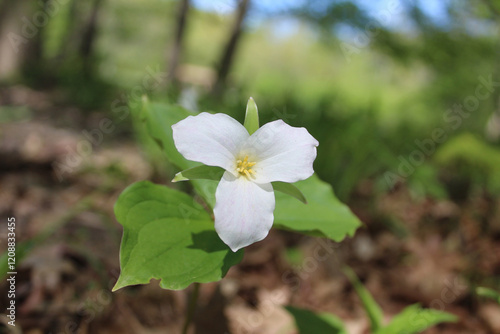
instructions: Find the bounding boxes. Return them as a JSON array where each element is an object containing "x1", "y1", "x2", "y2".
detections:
[{"x1": 1, "y1": 0, "x2": 500, "y2": 332}]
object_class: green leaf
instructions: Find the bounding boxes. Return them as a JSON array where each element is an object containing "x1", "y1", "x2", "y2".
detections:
[
  {"x1": 375, "y1": 304, "x2": 457, "y2": 334},
  {"x1": 343, "y1": 266, "x2": 384, "y2": 332},
  {"x1": 244, "y1": 97, "x2": 259, "y2": 135},
  {"x1": 272, "y1": 181, "x2": 307, "y2": 204},
  {"x1": 477, "y1": 287, "x2": 500, "y2": 304},
  {"x1": 285, "y1": 306, "x2": 347, "y2": 334},
  {"x1": 172, "y1": 165, "x2": 225, "y2": 182},
  {"x1": 113, "y1": 181, "x2": 243, "y2": 291},
  {"x1": 274, "y1": 175, "x2": 361, "y2": 242},
  {"x1": 138, "y1": 100, "x2": 193, "y2": 170}
]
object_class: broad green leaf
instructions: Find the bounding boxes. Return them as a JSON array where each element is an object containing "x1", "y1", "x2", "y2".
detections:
[
  {"x1": 477, "y1": 287, "x2": 500, "y2": 304},
  {"x1": 244, "y1": 97, "x2": 259, "y2": 135},
  {"x1": 272, "y1": 182, "x2": 307, "y2": 204},
  {"x1": 138, "y1": 99, "x2": 193, "y2": 169},
  {"x1": 285, "y1": 306, "x2": 347, "y2": 334},
  {"x1": 343, "y1": 266, "x2": 384, "y2": 332},
  {"x1": 172, "y1": 165, "x2": 225, "y2": 182},
  {"x1": 274, "y1": 175, "x2": 361, "y2": 241},
  {"x1": 113, "y1": 181, "x2": 243, "y2": 291},
  {"x1": 376, "y1": 304, "x2": 457, "y2": 334}
]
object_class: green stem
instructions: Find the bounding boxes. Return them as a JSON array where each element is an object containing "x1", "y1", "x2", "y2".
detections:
[{"x1": 182, "y1": 283, "x2": 200, "y2": 334}]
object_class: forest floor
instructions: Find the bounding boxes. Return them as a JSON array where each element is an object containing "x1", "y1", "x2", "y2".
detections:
[{"x1": 1, "y1": 85, "x2": 500, "y2": 334}]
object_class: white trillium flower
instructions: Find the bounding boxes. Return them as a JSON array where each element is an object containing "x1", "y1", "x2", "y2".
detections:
[{"x1": 172, "y1": 112, "x2": 319, "y2": 252}]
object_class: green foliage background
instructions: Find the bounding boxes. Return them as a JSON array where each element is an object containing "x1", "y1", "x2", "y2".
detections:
[
  {"x1": 7, "y1": 0, "x2": 500, "y2": 202},
  {"x1": 91, "y1": 0, "x2": 500, "y2": 201}
]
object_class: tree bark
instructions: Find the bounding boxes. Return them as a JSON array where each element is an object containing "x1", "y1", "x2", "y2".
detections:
[
  {"x1": 0, "y1": 0, "x2": 17, "y2": 34},
  {"x1": 21, "y1": 0, "x2": 48, "y2": 80},
  {"x1": 56, "y1": 0, "x2": 79, "y2": 60},
  {"x1": 0, "y1": 0, "x2": 23, "y2": 80},
  {"x1": 166, "y1": 0, "x2": 190, "y2": 87},
  {"x1": 212, "y1": 0, "x2": 250, "y2": 96},
  {"x1": 481, "y1": 0, "x2": 500, "y2": 140},
  {"x1": 80, "y1": 0, "x2": 104, "y2": 76}
]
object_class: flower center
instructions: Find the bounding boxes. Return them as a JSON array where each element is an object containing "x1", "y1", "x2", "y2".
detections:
[{"x1": 236, "y1": 155, "x2": 256, "y2": 178}]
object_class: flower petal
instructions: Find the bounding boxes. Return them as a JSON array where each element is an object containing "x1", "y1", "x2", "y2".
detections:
[
  {"x1": 172, "y1": 112, "x2": 249, "y2": 172},
  {"x1": 241, "y1": 120, "x2": 319, "y2": 183},
  {"x1": 214, "y1": 172, "x2": 275, "y2": 252}
]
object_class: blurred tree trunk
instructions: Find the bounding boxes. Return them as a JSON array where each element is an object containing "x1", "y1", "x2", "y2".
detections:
[
  {"x1": 212, "y1": 0, "x2": 250, "y2": 96},
  {"x1": 56, "y1": 0, "x2": 79, "y2": 60},
  {"x1": 482, "y1": 0, "x2": 500, "y2": 140},
  {"x1": 0, "y1": 0, "x2": 21, "y2": 80},
  {"x1": 80, "y1": 0, "x2": 104, "y2": 76},
  {"x1": 0, "y1": 0, "x2": 17, "y2": 33},
  {"x1": 166, "y1": 0, "x2": 190, "y2": 87},
  {"x1": 21, "y1": 0, "x2": 48, "y2": 81}
]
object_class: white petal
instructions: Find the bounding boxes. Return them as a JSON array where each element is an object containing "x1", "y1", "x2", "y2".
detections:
[
  {"x1": 172, "y1": 112, "x2": 249, "y2": 172},
  {"x1": 241, "y1": 120, "x2": 319, "y2": 183},
  {"x1": 214, "y1": 172, "x2": 275, "y2": 252}
]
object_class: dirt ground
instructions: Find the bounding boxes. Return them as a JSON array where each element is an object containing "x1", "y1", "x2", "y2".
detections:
[{"x1": 1, "y1": 86, "x2": 500, "y2": 334}]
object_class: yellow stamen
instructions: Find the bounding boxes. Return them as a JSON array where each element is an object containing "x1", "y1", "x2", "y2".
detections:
[{"x1": 236, "y1": 155, "x2": 256, "y2": 179}]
